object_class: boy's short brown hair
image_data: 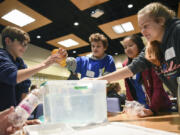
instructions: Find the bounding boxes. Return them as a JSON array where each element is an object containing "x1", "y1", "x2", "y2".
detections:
[
  {"x1": 1, "y1": 26, "x2": 30, "y2": 48},
  {"x1": 89, "y1": 33, "x2": 108, "y2": 48}
]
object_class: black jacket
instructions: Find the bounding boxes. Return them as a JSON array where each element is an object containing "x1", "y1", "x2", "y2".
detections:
[{"x1": 128, "y1": 18, "x2": 180, "y2": 96}]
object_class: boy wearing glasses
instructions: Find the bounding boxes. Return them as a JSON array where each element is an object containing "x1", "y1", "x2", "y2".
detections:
[{"x1": 0, "y1": 26, "x2": 63, "y2": 111}]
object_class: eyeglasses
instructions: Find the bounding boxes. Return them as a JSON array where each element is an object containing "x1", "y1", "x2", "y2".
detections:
[
  {"x1": 15, "y1": 39, "x2": 29, "y2": 48},
  {"x1": 20, "y1": 41, "x2": 28, "y2": 48}
]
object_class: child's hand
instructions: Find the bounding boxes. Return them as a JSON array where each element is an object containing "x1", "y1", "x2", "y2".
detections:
[
  {"x1": 137, "y1": 108, "x2": 154, "y2": 118},
  {"x1": 0, "y1": 107, "x2": 19, "y2": 135},
  {"x1": 24, "y1": 119, "x2": 41, "y2": 126},
  {"x1": 58, "y1": 48, "x2": 68, "y2": 59},
  {"x1": 41, "y1": 54, "x2": 62, "y2": 68},
  {"x1": 51, "y1": 48, "x2": 68, "y2": 66}
]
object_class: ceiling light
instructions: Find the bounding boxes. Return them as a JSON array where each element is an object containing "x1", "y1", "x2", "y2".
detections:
[
  {"x1": 73, "y1": 50, "x2": 76, "y2": 53},
  {"x1": 36, "y1": 35, "x2": 41, "y2": 39},
  {"x1": 1, "y1": 9, "x2": 35, "y2": 27},
  {"x1": 58, "y1": 39, "x2": 79, "y2": 47},
  {"x1": 91, "y1": 11, "x2": 95, "y2": 14},
  {"x1": 91, "y1": 9, "x2": 104, "y2": 18},
  {"x1": 128, "y1": 4, "x2": 133, "y2": 8},
  {"x1": 121, "y1": 22, "x2": 134, "y2": 32},
  {"x1": 112, "y1": 25, "x2": 124, "y2": 34},
  {"x1": 74, "y1": 22, "x2": 79, "y2": 26}
]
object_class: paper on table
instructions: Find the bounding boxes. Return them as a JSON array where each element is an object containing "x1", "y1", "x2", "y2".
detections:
[
  {"x1": 22, "y1": 122, "x2": 178, "y2": 135},
  {"x1": 23, "y1": 123, "x2": 75, "y2": 135},
  {"x1": 73, "y1": 122, "x2": 178, "y2": 135}
]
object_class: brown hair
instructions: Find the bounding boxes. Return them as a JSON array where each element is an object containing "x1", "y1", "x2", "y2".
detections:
[
  {"x1": 1, "y1": 26, "x2": 30, "y2": 48},
  {"x1": 123, "y1": 35, "x2": 145, "y2": 67},
  {"x1": 89, "y1": 33, "x2": 108, "y2": 48},
  {"x1": 145, "y1": 41, "x2": 163, "y2": 66},
  {"x1": 138, "y1": 2, "x2": 176, "y2": 24},
  {"x1": 107, "y1": 82, "x2": 121, "y2": 93}
]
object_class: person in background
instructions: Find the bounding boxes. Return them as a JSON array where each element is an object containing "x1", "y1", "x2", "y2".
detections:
[
  {"x1": 122, "y1": 34, "x2": 171, "y2": 117},
  {"x1": 90, "y1": 2, "x2": 180, "y2": 98},
  {"x1": 0, "y1": 26, "x2": 64, "y2": 112},
  {"x1": 107, "y1": 82, "x2": 121, "y2": 97},
  {"x1": 65, "y1": 33, "x2": 116, "y2": 78},
  {"x1": 107, "y1": 82, "x2": 125, "y2": 111}
]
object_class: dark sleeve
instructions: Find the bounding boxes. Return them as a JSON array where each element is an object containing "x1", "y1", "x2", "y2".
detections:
[
  {"x1": 0, "y1": 53, "x2": 17, "y2": 85},
  {"x1": 128, "y1": 49, "x2": 152, "y2": 74},
  {"x1": 16, "y1": 59, "x2": 31, "y2": 93},
  {"x1": 16, "y1": 79, "x2": 31, "y2": 93}
]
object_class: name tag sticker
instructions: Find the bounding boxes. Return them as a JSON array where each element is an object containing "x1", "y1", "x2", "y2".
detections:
[
  {"x1": 86, "y1": 70, "x2": 95, "y2": 77},
  {"x1": 165, "y1": 47, "x2": 176, "y2": 61}
]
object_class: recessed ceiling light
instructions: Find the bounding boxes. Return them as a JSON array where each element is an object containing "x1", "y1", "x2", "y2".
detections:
[
  {"x1": 36, "y1": 35, "x2": 41, "y2": 39},
  {"x1": 1, "y1": 9, "x2": 35, "y2": 27},
  {"x1": 73, "y1": 50, "x2": 76, "y2": 53},
  {"x1": 112, "y1": 25, "x2": 124, "y2": 34},
  {"x1": 91, "y1": 9, "x2": 104, "y2": 18},
  {"x1": 91, "y1": 11, "x2": 95, "y2": 14},
  {"x1": 128, "y1": 4, "x2": 133, "y2": 8},
  {"x1": 115, "y1": 53, "x2": 118, "y2": 55},
  {"x1": 58, "y1": 39, "x2": 79, "y2": 47},
  {"x1": 121, "y1": 22, "x2": 134, "y2": 32},
  {"x1": 74, "y1": 22, "x2": 79, "y2": 26}
]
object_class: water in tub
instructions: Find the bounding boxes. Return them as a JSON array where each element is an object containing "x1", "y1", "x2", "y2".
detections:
[{"x1": 43, "y1": 82, "x2": 107, "y2": 126}]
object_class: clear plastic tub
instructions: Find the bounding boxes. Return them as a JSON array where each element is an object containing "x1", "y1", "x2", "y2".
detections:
[{"x1": 42, "y1": 80, "x2": 107, "y2": 127}]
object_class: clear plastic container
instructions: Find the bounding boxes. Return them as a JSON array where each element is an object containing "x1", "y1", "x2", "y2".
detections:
[{"x1": 42, "y1": 80, "x2": 107, "y2": 127}]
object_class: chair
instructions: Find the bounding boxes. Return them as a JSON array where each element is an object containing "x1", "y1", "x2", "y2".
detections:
[{"x1": 107, "y1": 97, "x2": 121, "y2": 113}]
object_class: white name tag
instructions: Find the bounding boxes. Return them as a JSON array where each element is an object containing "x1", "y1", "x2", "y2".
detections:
[
  {"x1": 165, "y1": 47, "x2": 176, "y2": 61},
  {"x1": 86, "y1": 70, "x2": 95, "y2": 78}
]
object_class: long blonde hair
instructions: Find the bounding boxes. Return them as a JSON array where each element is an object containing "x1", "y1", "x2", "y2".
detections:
[{"x1": 138, "y1": 2, "x2": 176, "y2": 24}]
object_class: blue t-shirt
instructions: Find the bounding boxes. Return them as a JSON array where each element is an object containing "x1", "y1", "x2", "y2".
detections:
[
  {"x1": 75, "y1": 55, "x2": 116, "y2": 78},
  {"x1": 130, "y1": 73, "x2": 148, "y2": 108},
  {"x1": 0, "y1": 49, "x2": 31, "y2": 111}
]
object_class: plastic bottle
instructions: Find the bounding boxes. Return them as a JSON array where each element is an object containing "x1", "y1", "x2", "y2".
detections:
[
  {"x1": 8, "y1": 88, "x2": 44, "y2": 127},
  {"x1": 51, "y1": 49, "x2": 66, "y2": 67}
]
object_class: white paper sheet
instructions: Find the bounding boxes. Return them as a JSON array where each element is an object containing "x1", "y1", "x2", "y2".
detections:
[{"x1": 23, "y1": 122, "x2": 178, "y2": 135}]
